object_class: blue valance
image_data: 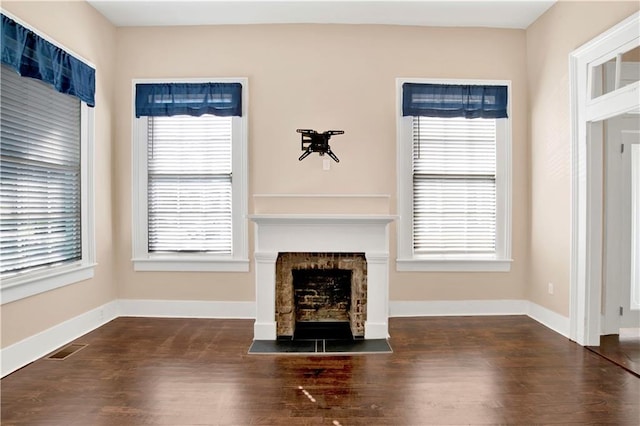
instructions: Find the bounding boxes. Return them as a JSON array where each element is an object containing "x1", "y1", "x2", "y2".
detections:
[
  {"x1": 1, "y1": 14, "x2": 96, "y2": 107},
  {"x1": 402, "y1": 83, "x2": 508, "y2": 119},
  {"x1": 135, "y1": 83, "x2": 243, "y2": 118}
]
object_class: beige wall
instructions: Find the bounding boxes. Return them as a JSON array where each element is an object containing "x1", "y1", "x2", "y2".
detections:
[
  {"x1": 113, "y1": 24, "x2": 530, "y2": 303},
  {"x1": 6, "y1": 0, "x2": 637, "y2": 351},
  {"x1": 0, "y1": 1, "x2": 117, "y2": 348},
  {"x1": 526, "y1": 1, "x2": 639, "y2": 316}
]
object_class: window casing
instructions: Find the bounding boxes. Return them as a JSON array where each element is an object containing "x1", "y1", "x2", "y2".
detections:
[
  {"x1": 397, "y1": 78, "x2": 512, "y2": 272},
  {"x1": 132, "y1": 79, "x2": 249, "y2": 272},
  {"x1": 0, "y1": 65, "x2": 95, "y2": 304}
]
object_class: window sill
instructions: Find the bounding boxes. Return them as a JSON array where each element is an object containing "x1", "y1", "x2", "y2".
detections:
[
  {"x1": 396, "y1": 257, "x2": 512, "y2": 272},
  {"x1": 133, "y1": 256, "x2": 250, "y2": 272},
  {"x1": 1, "y1": 262, "x2": 96, "y2": 305}
]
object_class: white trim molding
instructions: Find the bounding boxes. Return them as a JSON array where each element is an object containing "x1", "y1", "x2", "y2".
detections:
[
  {"x1": 396, "y1": 258, "x2": 513, "y2": 272},
  {"x1": 390, "y1": 299, "x2": 528, "y2": 317},
  {"x1": 131, "y1": 77, "x2": 249, "y2": 272},
  {"x1": 0, "y1": 77, "x2": 96, "y2": 305},
  {"x1": 396, "y1": 78, "x2": 513, "y2": 272},
  {"x1": 1, "y1": 301, "x2": 119, "y2": 378},
  {"x1": 526, "y1": 302, "x2": 571, "y2": 338},
  {"x1": 390, "y1": 300, "x2": 570, "y2": 338},
  {"x1": 0, "y1": 299, "x2": 255, "y2": 378},
  {"x1": 118, "y1": 299, "x2": 255, "y2": 318},
  {"x1": 569, "y1": 11, "x2": 639, "y2": 346},
  {"x1": 1, "y1": 298, "x2": 571, "y2": 378},
  {"x1": 249, "y1": 214, "x2": 396, "y2": 340}
]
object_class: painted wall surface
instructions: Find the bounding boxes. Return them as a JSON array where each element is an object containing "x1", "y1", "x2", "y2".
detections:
[
  {"x1": 526, "y1": 1, "x2": 639, "y2": 316},
  {"x1": 114, "y1": 24, "x2": 529, "y2": 303},
  {"x1": 9, "y1": 1, "x2": 633, "y2": 351},
  {"x1": 0, "y1": 1, "x2": 117, "y2": 348}
]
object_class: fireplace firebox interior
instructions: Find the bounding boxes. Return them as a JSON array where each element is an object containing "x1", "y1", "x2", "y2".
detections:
[
  {"x1": 292, "y1": 268, "x2": 353, "y2": 340},
  {"x1": 293, "y1": 268, "x2": 352, "y2": 322},
  {"x1": 276, "y1": 252, "x2": 367, "y2": 340}
]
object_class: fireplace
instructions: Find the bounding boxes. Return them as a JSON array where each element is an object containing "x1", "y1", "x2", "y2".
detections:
[
  {"x1": 276, "y1": 252, "x2": 366, "y2": 339},
  {"x1": 249, "y1": 214, "x2": 395, "y2": 340}
]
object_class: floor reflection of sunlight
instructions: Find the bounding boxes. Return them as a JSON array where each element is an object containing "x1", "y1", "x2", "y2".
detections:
[
  {"x1": 146, "y1": 365, "x2": 247, "y2": 424},
  {"x1": 298, "y1": 385, "x2": 317, "y2": 403},
  {"x1": 298, "y1": 384, "x2": 344, "y2": 426},
  {"x1": 402, "y1": 358, "x2": 502, "y2": 423}
]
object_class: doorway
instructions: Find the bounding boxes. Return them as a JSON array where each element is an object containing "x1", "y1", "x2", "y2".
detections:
[
  {"x1": 569, "y1": 11, "x2": 639, "y2": 347},
  {"x1": 603, "y1": 114, "x2": 640, "y2": 335},
  {"x1": 591, "y1": 113, "x2": 640, "y2": 376}
]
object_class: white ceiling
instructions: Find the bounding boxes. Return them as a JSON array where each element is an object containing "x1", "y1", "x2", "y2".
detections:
[{"x1": 87, "y1": 0, "x2": 557, "y2": 29}]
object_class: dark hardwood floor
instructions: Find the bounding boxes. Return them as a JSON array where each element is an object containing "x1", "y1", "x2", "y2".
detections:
[
  {"x1": 2, "y1": 316, "x2": 639, "y2": 425},
  {"x1": 587, "y1": 328, "x2": 640, "y2": 377}
]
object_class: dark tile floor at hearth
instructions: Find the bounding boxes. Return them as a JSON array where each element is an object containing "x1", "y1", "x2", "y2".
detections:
[{"x1": 248, "y1": 338, "x2": 392, "y2": 354}]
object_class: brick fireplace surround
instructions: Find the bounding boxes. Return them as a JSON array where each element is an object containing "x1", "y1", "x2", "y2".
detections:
[
  {"x1": 276, "y1": 252, "x2": 367, "y2": 338},
  {"x1": 249, "y1": 214, "x2": 395, "y2": 340}
]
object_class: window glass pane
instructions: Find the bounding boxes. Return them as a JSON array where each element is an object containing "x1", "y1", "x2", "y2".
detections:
[
  {"x1": 591, "y1": 57, "x2": 617, "y2": 99},
  {"x1": 147, "y1": 115, "x2": 233, "y2": 253},
  {"x1": 414, "y1": 178, "x2": 496, "y2": 254},
  {"x1": 621, "y1": 46, "x2": 640, "y2": 90},
  {"x1": 413, "y1": 117, "x2": 496, "y2": 175},
  {"x1": 592, "y1": 45, "x2": 640, "y2": 99},
  {"x1": 412, "y1": 116, "x2": 497, "y2": 254},
  {"x1": 1, "y1": 65, "x2": 82, "y2": 278}
]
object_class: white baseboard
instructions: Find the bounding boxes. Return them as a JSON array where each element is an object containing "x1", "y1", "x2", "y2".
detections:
[
  {"x1": 389, "y1": 299, "x2": 529, "y2": 317},
  {"x1": 389, "y1": 299, "x2": 570, "y2": 338},
  {"x1": 526, "y1": 301, "x2": 571, "y2": 338},
  {"x1": 118, "y1": 299, "x2": 256, "y2": 319},
  {"x1": 253, "y1": 321, "x2": 277, "y2": 340},
  {"x1": 0, "y1": 300, "x2": 119, "y2": 378},
  {"x1": 0, "y1": 299, "x2": 254, "y2": 378},
  {"x1": 1, "y1": 298, "x2": 569, "y2": 378}
]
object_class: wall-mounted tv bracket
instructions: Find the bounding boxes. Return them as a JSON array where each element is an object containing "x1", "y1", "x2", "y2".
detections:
[{"x1": 297, "y1": 129, "x2": 344, "y2": 162}]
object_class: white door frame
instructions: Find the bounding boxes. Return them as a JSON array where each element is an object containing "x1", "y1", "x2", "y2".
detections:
[{"x1": 569, "y1": 11, "x2": 640, "y2": 346}]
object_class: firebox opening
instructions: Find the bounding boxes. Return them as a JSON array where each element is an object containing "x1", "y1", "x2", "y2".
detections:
[
  {"x1": 292, "y1": 268, "x2": 353, "y2": 340},
  {"x1": 293, "y1": 321, "x2": 353, "y2": 340},
  {"x1": 275, "y1": 252, "x2": 367, "y2": 340}
]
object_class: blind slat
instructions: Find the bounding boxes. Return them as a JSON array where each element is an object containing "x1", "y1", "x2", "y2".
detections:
[
  {"x1": 413, "y1": 116, "x2": 497, "y2": 254},
  {"x1": 1, "y1": 64, "x2": 82, "y2": 277},
  {"x1": 147, "y1": 115, "x2": 233, "y2": 253}
]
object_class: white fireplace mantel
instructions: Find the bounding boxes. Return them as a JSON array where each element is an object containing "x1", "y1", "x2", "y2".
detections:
[{"x1": 249, "y1": 214, "x2": 396, "y2": 340}]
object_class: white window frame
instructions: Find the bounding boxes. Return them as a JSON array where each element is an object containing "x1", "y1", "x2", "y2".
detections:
[
  {"x1": 131, "y1": 78, "x2": 249, "y2": 272},
  {"x1": 396, "y1": 78, "x2": 512, "y2": 272},
  {"x1": 0, "y1": 12, "x2": 96, "y2": 304}
]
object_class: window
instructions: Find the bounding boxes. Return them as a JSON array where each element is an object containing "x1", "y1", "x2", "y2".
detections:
[
  {"x1": 0, "y1": 14, "x2": 95, "y2": 304},
  {"x1": 397, "y1": 79, "x2": 512, "y2": 271},
  {"x1": 132, "y1": 79, "x2": 249, "y2": 271}
]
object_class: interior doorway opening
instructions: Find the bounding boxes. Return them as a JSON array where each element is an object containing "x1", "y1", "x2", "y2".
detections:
[{"x1": 569, "y1": 11, "x2": 639, "y2": 347}]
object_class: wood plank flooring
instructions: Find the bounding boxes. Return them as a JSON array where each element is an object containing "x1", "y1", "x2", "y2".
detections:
[
  {"x1": 2, "y1": 316, "x2": 639, "y2": 425},
  {"x1": 587, "y1": 329, "x2": 640, "y2": 377}
]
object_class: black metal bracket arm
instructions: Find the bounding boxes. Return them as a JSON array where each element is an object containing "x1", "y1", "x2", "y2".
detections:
[{"x1": 297, "y1": 129, "x2": 344, "y2": 162}]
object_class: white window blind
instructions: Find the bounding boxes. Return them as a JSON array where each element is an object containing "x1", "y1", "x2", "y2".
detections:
[
  {"x1": 1, "y1": 65, "x2": 82, "y2": 278},
  {"x1": 413, "y1": 116, "x2": 496, "y2": 254},
  {"x1": 147, "y1": 115, "x2": 232, "y2": 253}
]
